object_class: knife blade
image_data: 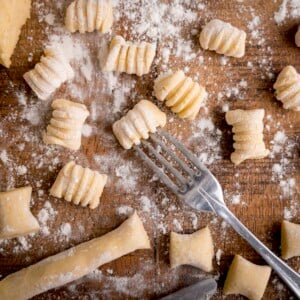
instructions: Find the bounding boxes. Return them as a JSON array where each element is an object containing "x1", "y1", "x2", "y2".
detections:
[{"x1": 159, "y1": 278, "x2": 217, "y2": 300}]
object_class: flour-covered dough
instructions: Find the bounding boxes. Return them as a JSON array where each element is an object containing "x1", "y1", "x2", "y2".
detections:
[
  {"x1": 0, "y1": 0, "x2": 31, "y2": 67},
  {"x1": 0, "y1": 211, "x2": 150, "y2": 300},
  {"x1": 169, "y1": 227, "x2": 214, "y2": 272},
  {"x1": 0, "y1": 186, "x2": 39, "y2": 239},
  {"x1": 223, "y1": 255, "x2": 271, "y2": 300},
  {"x1": 281, "y1": 220, "x2": 300, "y2": 259}
]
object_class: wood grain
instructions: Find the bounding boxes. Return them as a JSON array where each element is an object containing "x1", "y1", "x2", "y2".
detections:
[{"x1": 0, "y1": 1, "x2": 299, "y2": 299}]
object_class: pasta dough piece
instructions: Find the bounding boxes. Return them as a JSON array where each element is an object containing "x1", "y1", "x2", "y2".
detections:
[
  {"x1": 281, "y1": 220, "x2": 300, "y2": 259},
  {"x1": 225, "y1": 109, "x2": 269, "y2": 165},
  {"x1": 23, "y1": 48, "x2": 74, "y2": 100},
  {"x1": 0, "y1": 211, "x2": 150, "y2": 300},
  {"x1": 112, "y1": 100, "x2": 166, "y2": 149},
  {"x1": 43, "y1": 99, "x2": 89, "y2": 150},
  {"x1": 223, "y1": 255, "x2": 271, "y2": 300},
  {"x1": 273, "y1": 65, "x2": 300, "y2": 112},
  {"x1": 50, "y1": 161, "x2": 107, "y2": 209},
  {"x1": 169, "y1": 227, "x2": 214, "y2": 272},
  {"x1": 199, "y1": 19, "x2": 246, "y2": 58},
  {"x1": 0, "y1": 0, "x2": 31, "y2": 68},
  {"x1": 0, "y1": 186, "x2": 39, "y2": 239},
  {"x1": 154, "y1": 70, "x2": 207, "y2": 120},
  {"x1": 101, "y1": 36, "x2": 156, "y2": 76},
  {"x1": 65, "y1": 0, "x2": 113, "y2": 33},
  {"x1": 295, "y1": 25, "x2": 300, "y2": 47}
]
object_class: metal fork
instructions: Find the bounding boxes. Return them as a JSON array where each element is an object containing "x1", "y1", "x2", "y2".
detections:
[{"x1": 134, "y1": 129, "x2": 300, "y2": 298}]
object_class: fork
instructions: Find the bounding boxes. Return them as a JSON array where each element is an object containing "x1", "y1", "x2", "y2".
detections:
[{"x1": 134, "y1": 129, "x2": 300, "y2": 298}]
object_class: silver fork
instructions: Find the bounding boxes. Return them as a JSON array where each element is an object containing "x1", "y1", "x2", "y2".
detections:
[{"x1": 134, "y1": 129, "x2": 300, "y2": 298}]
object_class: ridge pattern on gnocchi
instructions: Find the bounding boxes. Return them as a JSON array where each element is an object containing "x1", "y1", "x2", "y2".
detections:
[
  {"x1": 101, "y1": 36, "x2": 156, "y2": 76},
  {"x1": 154, "y1": 70, "x2": 207, "y2": 120},
  {"x1": 23, "y1": 48, "x2": 74, "y2": 100},
  {"x1": 200, "y1": 19, "x2": 246, "y2": 58},
  {"x1": 273, "y1": 65, "x2": 300, "y2": 112},
  {"x1": 112, "y1": 100, "x2": 166, "y2": 149},
  {"x1": 65, "y1": 0, "x2": 113, "y2": 33},
  {"x1": 225, "y1": 109, "x2": 269, "y2": 165},
  {"x1": 50, "y1": 161, "x2": 107, "y2": 209},
  {"x1": 43, "y1": 99, "x2": 89, "y2": 150}
]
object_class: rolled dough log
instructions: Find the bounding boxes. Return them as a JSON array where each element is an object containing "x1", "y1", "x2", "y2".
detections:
[{"x1": 0, "y1": 211, "x2": 150, "y2": 300}]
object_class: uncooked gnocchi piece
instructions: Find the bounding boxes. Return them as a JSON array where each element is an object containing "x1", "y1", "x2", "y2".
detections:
[
  {"x1": 169, "y1": 227, "x2": 214, "y2": 272},
  {"x1": 112, "y1": 100, "x2": 167, "y2": 149},
  {"x1": 0, "y1": 211, "x2": 150, "y2": 300},
  {"x1": 65, "y1": 0, "x2": 113, "y2": 33},
  {"x1": 225, "y1": 109, "x2": 269, "y2": 165},
  {"x1": 0, "y1": 186, "x2": 39, "y2": 239},
  {"x1": 223, "y1": 255, "x2": 271, "y2": 300},
  {"x1": 281, "y1": 220, "x2": 300, "y2": 259},
  {"x1": 273, "y1": 66, "x2": 300, "y2": 112},
  {"x1": 199, "y1": 19, "x2": 246, "y2": 58},
  {"x1": 153, "y1": 70, "x2": 207, "y2": 120},
  {"x1": 23, "y1": 48, "x2": 74, "y2": 100},
  {"x1": 295, "y1": 25, "x2": 300, "y2": 47},
  {"x1": 43, "y1": 99, "x2": 89, "y2": 150},
  {"x1": 101, "y1": 36, "x2": 156, "y2": 76},
  {"x1": 50, "y1": 161, "x2": 107, "y2": 209}
]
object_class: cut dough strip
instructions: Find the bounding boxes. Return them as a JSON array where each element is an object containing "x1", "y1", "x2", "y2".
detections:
[
  {"x1": 0, "y1": 186, "x2": 39, "y2": 240},
  {"x1": 0, "y1": 211, "x2": 150, "y2": 300}
]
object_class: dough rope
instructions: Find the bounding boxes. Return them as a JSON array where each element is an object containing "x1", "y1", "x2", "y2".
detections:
[
  {"x1": 101, "y1": 36, "x2": 156, "y2": 76},
  {"x1": 0, "y1": 186, "x2": 39, "y2": 239},
  {"x1": 225, "y1": 109, "x2": 269, "y2": 165},
  {"x1": 169, "y1": 227, "x2": 214, "y2": 272},
  {"x1": 43, "y1": 99, "x2": 89, "y2": 150},
  {"x1": 65, "y1": 0, "x2": 113, "y2": 33},
  {"x1": 0, "y1": 211, "x2": 150, "y2": 300},
  {"x1": 154, "y1": 70, "x2": 207, "y2": 120},
  {"x1": 223, "y1": 255, "x2": 271, "y2": 300},
  {"x1": 199, "y1": 19, "x2": 246, "y2": 58},
  {"x1": 112, "y1": 100, "x2": 167, "y2": 149},
  {"x1": 50, "y1": 161, "x2": 107, "y2": 209},
  {"x1": 281, "y1": 220, "x2": 300, "y2": 259},
  {"x1": 273, "y1": 65, "x2": 300, "y2": 112},
  {"x1": 23, "y1": 48, "x2": 74, "y2": 100}
]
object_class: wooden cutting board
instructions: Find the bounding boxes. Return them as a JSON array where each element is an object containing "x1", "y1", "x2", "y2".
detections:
[{"x1": 0, "y1": 1, "x2": 299, "y2": 299}]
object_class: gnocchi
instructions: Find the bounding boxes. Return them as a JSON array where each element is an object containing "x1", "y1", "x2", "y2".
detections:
[{"x1": 281, "y1": 220, "x2": 300, "y2": 259}]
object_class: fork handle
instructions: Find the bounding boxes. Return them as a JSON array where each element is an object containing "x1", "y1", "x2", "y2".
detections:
[{"x1": 215, "y1": 203, "x2": 300, "y2": 298}]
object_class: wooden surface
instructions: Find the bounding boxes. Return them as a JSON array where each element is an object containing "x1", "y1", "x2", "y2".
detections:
[{"x1": 0, "y1": 1, "x2": 299, "y2": 299}]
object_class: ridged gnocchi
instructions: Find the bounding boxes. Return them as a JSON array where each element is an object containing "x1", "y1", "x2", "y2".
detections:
[
  {"x1": 50, "y1": 161, "x2": 107, "y2": 209},
  {"x1": 225, "y1": 109, "x2": 269, "y2": 165},
  {"x1": 200, "y1": 19, "x2": 246, "y2": 58},
  {"x1": 23, "y1": 48, "x2": 74, "y2": 100},
  {"x1": 154, "y1": 70, "x2": 207, "y2": 120},
  {"x1": 273, "y1": 66, "x2": 300, "y2": 112},
  {"x1": 43, "y1": 99, "x2": 89, "y2": 150},
  {"x1": 112, "y1": 100, "x2": 166, "y2": 149},
  {"x1": 65, "y1": 0, "x2": 113, "y2": 33},
  {"x1": 101, "y1": 36, "x2": 156, "y2": 76}
]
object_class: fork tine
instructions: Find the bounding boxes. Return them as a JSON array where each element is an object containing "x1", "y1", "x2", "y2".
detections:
[
  {"x1": 134, "y1": 145, "x2": 179, "y2": 194},
  {"x1": 158, "y1": 129, "x2": 207, "y2": 173},
  {"x1": 141, "y1": 140, "x2": 188, "y2": 186},
  {"x1": 150, "y1": 134, "x2": 196, "y2": 177}
]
